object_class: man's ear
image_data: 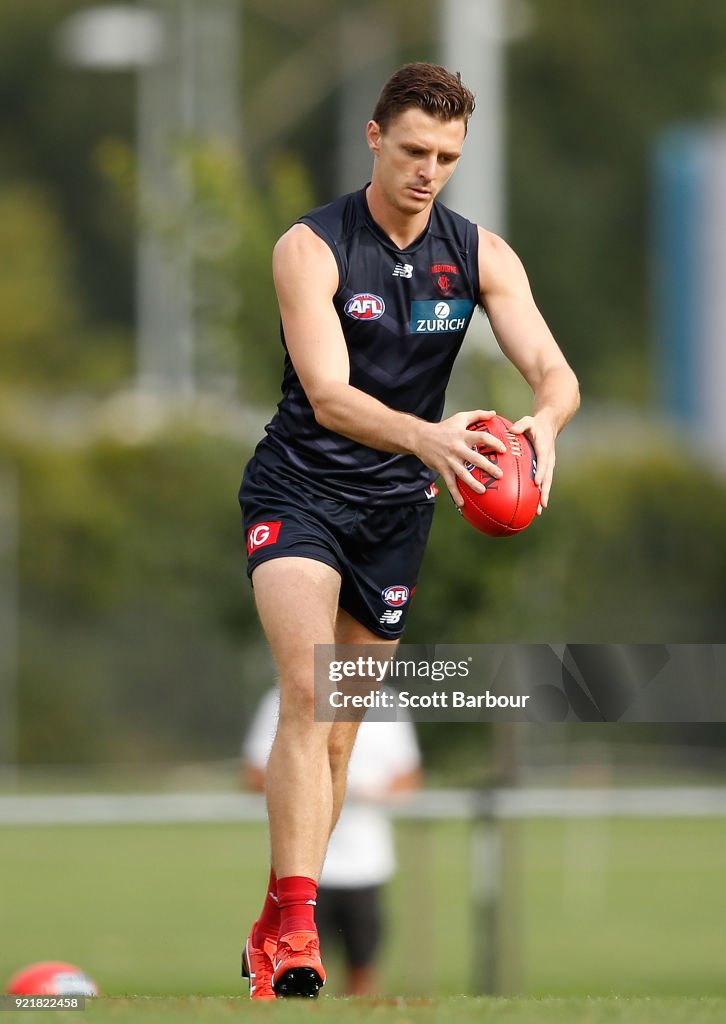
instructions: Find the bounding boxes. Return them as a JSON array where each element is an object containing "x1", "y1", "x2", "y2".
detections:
[{"x1": 366, "y1": 119, "x2": 382, "y2": 156}]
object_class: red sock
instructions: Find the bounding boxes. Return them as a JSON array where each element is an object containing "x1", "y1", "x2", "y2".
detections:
[
  {"x1": 252, "y1": 867, "x2": 280, "y2": 945},
  {"x1": 277, "y1": 875, "x2": 318, "y2": 935}
]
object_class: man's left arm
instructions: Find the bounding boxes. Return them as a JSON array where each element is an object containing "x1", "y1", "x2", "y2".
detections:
[{"x1": 477, "y1": 226, "x2": 580, "y2": 511}]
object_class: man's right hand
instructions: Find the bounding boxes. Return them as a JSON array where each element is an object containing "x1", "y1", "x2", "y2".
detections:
[{"x1": 413, "y1": 410, "x2": 507, "y2": 508}]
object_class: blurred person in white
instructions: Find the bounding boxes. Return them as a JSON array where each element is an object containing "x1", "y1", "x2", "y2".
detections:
[{"x1": 243, "y1": 687, "x2": 421, "y2": 996}]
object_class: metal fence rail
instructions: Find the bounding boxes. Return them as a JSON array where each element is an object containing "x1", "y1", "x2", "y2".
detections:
[{"x1": 2, "y1": 786, "x2": 726, "y2": 826}]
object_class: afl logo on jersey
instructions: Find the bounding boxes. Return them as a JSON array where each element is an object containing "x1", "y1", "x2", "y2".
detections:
[
  {"x1": 344, "y1": 293, "x2": 385, "y2": 321},
  {"x1": 382, "y1": 584, "x2": 410, "y2": 608}
]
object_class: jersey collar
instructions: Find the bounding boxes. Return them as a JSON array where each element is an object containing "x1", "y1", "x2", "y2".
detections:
[{"x1": 357, "y1": 185, "x2": 434, "y2": 256}]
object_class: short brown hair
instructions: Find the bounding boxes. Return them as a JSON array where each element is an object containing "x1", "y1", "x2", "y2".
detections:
[{"x1": 372, "y1": 63, "x2": 476, "y2": 133}]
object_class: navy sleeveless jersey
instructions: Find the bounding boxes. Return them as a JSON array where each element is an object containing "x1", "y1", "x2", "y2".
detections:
[{"x1": 252, "y1": 186, "x2": 481, "y2": 506}]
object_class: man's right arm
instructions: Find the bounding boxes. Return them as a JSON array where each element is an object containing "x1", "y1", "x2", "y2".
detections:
[{"x1": 273, "y1": 224, "x2": 505, "y2": 505}]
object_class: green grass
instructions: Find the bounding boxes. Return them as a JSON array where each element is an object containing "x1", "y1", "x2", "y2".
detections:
[
  {"x1": 522, "y1": 817, "x2": 726, "y2": 996},
  {"x1": 10, "y1": 996, "x2": 726, "y2": 1024},
  {"x1": 2, "y1": 818, "x2": 726, "y2": 1000}
]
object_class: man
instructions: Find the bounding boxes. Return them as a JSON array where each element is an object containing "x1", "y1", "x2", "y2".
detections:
[
  {"x1": 239, "y1": 63, "x2": 580, "y2": 1000},
  {"x1": 243, "y1": 687, "x2": 421, "y2": 996}
]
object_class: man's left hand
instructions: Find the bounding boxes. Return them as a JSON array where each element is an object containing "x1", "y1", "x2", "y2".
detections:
[{"x1": 509, "y1": 413, "x2": 557, "y2": 514}]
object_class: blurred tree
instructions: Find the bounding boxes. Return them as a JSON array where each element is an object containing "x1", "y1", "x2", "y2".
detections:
[
  {"x1": 0, "y1": 0, "x2": 136, "y2": 327},
  {"x1": 1, "y1": 0, "x2": 726, "y2": 774},
  {"x1": 0, "y1": 184, "x2": 77, "y2": 375},
  {"x1": 97, "y1": 136, "x2": 316, "y2": 403},
  {"x1": 0, "y1": 182, "x2": 132, "y2": 393},
  {"x1": 412, "y1": 450, "x2": 726, "y2": 646},
  {"x1": 13, "y1": 431, "x2": 262, "y2": 764},
  {"x1": 179, "y1": 143, "x2": 316, "y2": 401},
  {"x1": 6, "y1": 434, "x2": 724, "y2": 766},
  {"x1": 4, "y1": 0, "x2": 726, "y2": 401},
  {"x1": 241, "y1": 0, "x2": 433, "y2": 196},
  {"x1": 508, "y1": 0, "x2": 726, "y2": 401}
]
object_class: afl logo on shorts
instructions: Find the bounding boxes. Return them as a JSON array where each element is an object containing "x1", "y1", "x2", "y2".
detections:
[
  {"x1": 344, "y1": 293, "x2": 385, "y2": 320},
  {"x1": 247, "y1": 521, "x2": 281, "y2": 555},
  {"x1": 381, "y1": 585, "x2": 410, "y2": 608}
]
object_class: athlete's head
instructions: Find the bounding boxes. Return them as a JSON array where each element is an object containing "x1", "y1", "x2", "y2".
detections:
[
  {"x1": 371, "y1": 63, "x2": 475, "y2": 135},
  {"x1": 367, "y1": 65, "x2": 475, "y2": 216}
]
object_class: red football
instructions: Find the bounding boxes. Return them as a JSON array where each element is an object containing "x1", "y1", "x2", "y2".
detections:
[
  {"x1": 458, "y1": 415, "x2": 540, "y2": 537},
  {"x1": 5, "y1": 961, "x2": 98, "y2": 997}
]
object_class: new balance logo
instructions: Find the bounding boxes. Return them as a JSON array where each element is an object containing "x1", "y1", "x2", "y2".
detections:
[
  {"x1": 392, "y1": 263, "x2": 413, "y2": 278},
  {"x1": 379, "y1": 609, "x2": 403, "y2": 626}
]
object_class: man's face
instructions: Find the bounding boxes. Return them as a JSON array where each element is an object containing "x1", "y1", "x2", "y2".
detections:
[{"x1": 367, "y1": 107, "x2": 466, "y2": 215}]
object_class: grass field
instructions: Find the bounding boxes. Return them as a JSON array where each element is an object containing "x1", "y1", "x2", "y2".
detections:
[
  {"x1": 7, "y1": 997, "x2": 726, "y2": 1024},
  {"x1": 2, "y1": 817, "x2": 726, "y2": 1004}
]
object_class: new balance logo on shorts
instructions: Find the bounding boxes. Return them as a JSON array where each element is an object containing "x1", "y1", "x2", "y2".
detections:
[{"x1": 247, "y1": 521, "x2": 282, "y2": 555}]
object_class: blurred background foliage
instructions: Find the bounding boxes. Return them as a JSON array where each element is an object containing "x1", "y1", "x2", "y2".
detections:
[
  {"x1": 3, "y1": 0, "x2": 726, "y2": 399},
  {"x1": 2, "y1": 430, "x2": 724, "y2": 769},
  {"x1": 0, "y1": 0, "x2": 725, "y2": 770}
]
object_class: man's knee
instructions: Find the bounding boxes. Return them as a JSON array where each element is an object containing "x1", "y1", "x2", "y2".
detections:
[
  {"x1": 277, "y1": 666, "x2": 314, "y2": 710},
  {"x1": 327, "y1": 723, "x2": 360, "y2": 773},
  {"x1": 276, "y1": 673, "x2": 332, "y2": 746}
]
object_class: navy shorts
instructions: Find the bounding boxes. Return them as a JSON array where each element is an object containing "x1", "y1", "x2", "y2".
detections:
[{"x1": 239, "y1": 456, "x2": 436, "y2": 640}]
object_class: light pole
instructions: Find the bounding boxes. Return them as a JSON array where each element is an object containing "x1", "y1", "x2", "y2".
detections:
[
  {"x1": 441, "y1": 0, "x2": 532, "y2": 359},
  {"x1": 441, "y1": 0, "x2": 508, "y2": 236},
  {"x1": 57, "y1": 1, "x2": 241, "y2": 398},
  {"x1": 441, "y1": 3, "x2": 532, "y2": 991}
]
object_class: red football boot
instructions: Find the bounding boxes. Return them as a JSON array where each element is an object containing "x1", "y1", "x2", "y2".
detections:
[
  {"x1": 241, "y1": 927, "x2": 277, "y2": 1001},
  {"x1": 272, "y1": 929, "x2": 326, "y2": 999}
]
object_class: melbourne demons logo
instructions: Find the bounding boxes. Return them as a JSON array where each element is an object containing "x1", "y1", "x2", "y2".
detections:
[
  {"x1": 247, "y1": 521, "x2": 281, "y2": 555},
  {"x1": 381, "y1": 585, "x2": 410, "y2": 608},
  {"x1": 430, "y1": 262, "x2": 459, "y2": 296},
  {"x1": 344, "y1": 293, "x2": 385, "y2": 320}
]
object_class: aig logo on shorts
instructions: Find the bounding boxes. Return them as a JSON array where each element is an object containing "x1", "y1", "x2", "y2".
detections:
[
  {"x1": 344, "y1": 293, "x2": 385, "y2": 320},
  {"x1": 247, "y1": 521, "x2": 281, "y2": 555},
  {"x1": 411, "y1": 299, "x2": 474, "y2": 333},
  {"x1": 381, "y1": 585, "x2": 410, "y2": 608}
]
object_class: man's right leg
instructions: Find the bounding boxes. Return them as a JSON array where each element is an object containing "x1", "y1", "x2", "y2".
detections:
[{"x1": 250, "y1": 556, "x2": 342, "y2": 997}]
